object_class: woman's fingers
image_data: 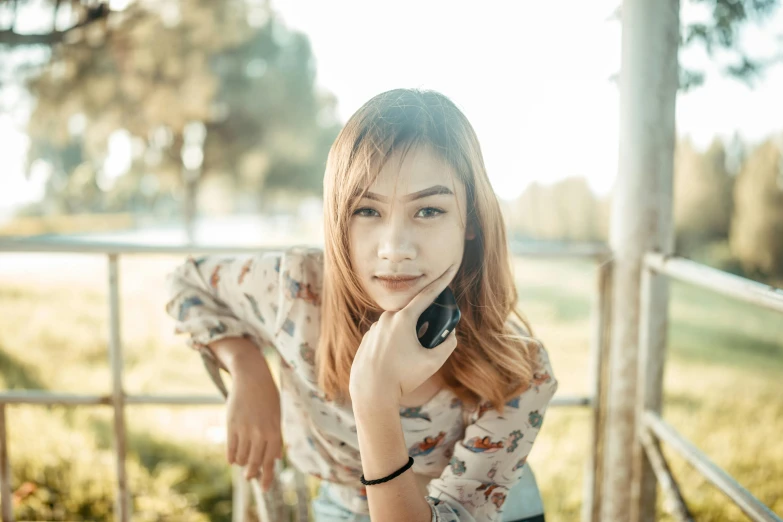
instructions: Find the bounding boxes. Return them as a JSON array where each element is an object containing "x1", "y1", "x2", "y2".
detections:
[
  {"x1": 231, "y1": 428, "x2": 281, "y2": 486},
  {"x1": 261, "y1": 437, "x2": 281, "y2": 491},
  {"x1": 234, "y1": 432, "x2": 251, "y2": 466},
  {"x1": 245, "y1": 438, "x2": 266, "y2": 481},
  {"x1": 227, "y1": 430, "x2": 238, "y2": 464}
]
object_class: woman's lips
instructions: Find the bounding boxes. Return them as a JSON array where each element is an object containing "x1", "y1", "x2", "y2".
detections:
[{"x1": 374, "y1": 275, "x2": 423, "y2": 291}]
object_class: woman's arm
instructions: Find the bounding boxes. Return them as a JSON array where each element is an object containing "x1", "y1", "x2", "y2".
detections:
[
  {"x1": 209, "y1": 336, "x2": 270, "y2": 375},
  {"x1": 164, "y1": 253, "x2": 281, "y2": 355},
  {"x1": 348, "y1": 266, "x2": 459, "y2": 522},
  {"x1": 353, "y1": 397, "x2": 434, "y2": 522},
  {"x1": 214, "y1": 335, "x2": 283, "y2": 486},
  {"x1": 165, "y1": 254, "x2": 285, "y2": 485}
]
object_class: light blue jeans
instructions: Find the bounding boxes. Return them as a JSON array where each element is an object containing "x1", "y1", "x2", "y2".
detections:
[{"x1": 312, "y1": 464, "x2": 545, "y2": 522}]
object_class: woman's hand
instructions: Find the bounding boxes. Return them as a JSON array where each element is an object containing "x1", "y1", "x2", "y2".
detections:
[
  {"x1": 349, "y1": 264, "x2": 459, "y2": 409},
  {"x1": 224, "y1": 351, "x2": 282, "y2": 489}
]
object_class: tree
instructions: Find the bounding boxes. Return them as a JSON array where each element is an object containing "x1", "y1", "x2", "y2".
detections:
[
  {"x1": 673, "y1": 138, "x2": 734, "y2": 250},
  {"x1": 19, "y1": 0, "x2": 340, "y2": 236},
  {"x1": 679, "y1": 0, "x2": 782, "y2": 90},
  {"x1": 729, "y1": 138, "x2": 783, "y2": 277},
  {"x1": 510, "y1": 177, "x2": 603, "y2": 242},
  {"x1": 0, "y1": 1, "x2": 110, "y2": 46}
]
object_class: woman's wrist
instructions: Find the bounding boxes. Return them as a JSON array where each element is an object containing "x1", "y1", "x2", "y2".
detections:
[{"x1": 352, "y1": 389, "x2": 400, "y2": 417}]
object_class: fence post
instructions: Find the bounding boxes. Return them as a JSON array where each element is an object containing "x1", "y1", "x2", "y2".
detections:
[
  {"x1": 108, "y1": 254, "x2": 130, "y2": 522},
  {"x1": 633, "y1": 261, "x2": 671, "y2": 522},
  {"x1": 602, "y1": 0, "x2": 678, "y2": 519},
  {"x1": 582, "y1": 258, "x2": 613, "y2": 522},
  {"x1": 0, "y1": 405, "x2": 13, "y2": 522}
]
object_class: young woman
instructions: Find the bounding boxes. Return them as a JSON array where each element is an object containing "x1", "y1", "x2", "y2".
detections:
[{"x1": 165, "y1": 88, "x2": 558, "y2": 522}]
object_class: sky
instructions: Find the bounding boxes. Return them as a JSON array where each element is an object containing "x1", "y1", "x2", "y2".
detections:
[{"x1": 1, "y1": 0, "x2": 782, "y2": 214}]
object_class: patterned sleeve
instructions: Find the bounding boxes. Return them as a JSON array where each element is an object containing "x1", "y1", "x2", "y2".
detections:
[
  {"x1": 164, "y1": 252, "x2": 283, "y2": 363},
  {"x1": 425, "y1": 342, "x2": 558, "y2": 522}
]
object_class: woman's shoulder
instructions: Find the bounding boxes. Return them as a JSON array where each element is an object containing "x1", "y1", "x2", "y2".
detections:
[
  {"x1": 250, "y1": 246, "x2": 323, "y2": 281},
  {"x1": 281, "y1": 245, "x2": 324, "y2": 268},
  {"x1": 277, "y1": 245, "x2": 325, "y2": 308},
  {"x1": 217, "y1": 246, "x2": 323, "y2": 313},
  {"x1": 280, "y1": 245, "x2": 324, "y2": 283}
]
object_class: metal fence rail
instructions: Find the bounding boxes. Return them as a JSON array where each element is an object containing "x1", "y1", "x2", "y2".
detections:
[
  {"x1": 0, "y1": 239, "x2": 613, "y2": 522},
  {"x1": 643, "y1": 411, "x2": 779, "y2": 522},
  {"x1": 636, "y1": 251, "x2": 783, "y2": 522}
]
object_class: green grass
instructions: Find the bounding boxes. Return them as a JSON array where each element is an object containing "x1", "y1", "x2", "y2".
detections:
[{"x1": 0, "y1": 254, "x2": 781, "y2": 520}]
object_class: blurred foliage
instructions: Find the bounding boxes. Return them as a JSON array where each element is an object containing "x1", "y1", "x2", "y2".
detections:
[
  {"x1": 18, "y1": 0, "x2": 341, "y2": 217},
  {"x1": 674, "y1": 138, "x2": 734, "y2": 248},
  {"x1": 505, "y1": 134, "x2": 783, "y2": 285},
  {"x1": 503, "y1": 177, "x2": 610, "y2": 243},
  {"x1": 729, "y1": 138, "x2": 783, "y2": 276},
  {"x1": 2, "y1": 0, "x2": 778, "y2": 220},
  {"x1": 6, "y1": 408, "x2": 229, "y2": 521},
  {"x1": 679, "y1": 0, "x2": 781, "y2": 90}
]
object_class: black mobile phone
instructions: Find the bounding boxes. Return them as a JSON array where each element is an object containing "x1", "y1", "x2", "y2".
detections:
[{"x1": 416, "y1": 286, "x2": 461, "y2": 349}]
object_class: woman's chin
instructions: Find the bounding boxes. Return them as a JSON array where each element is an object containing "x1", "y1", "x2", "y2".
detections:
[{"x1": 373, "y1": 294, "x2": 413, "y2": 313}]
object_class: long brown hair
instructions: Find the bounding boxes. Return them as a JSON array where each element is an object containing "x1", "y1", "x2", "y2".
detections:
[{"x1": 319, "y1": 88, "x2": 539, "y2": 414}]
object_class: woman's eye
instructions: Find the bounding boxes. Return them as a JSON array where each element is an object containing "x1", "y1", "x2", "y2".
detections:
[
  {"x1": 353, "y1": 207, "x2": 379, "y2": 217},
  {"x1": 416, "y1": 207, "x2": 445, "y2": 218}
]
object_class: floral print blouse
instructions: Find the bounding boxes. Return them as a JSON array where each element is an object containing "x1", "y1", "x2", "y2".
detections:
[{"x1": 164, "y1": 246, "x2": 558, "y2": 522}]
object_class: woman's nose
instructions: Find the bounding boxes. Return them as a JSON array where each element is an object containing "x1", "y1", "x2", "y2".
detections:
[{"x1": 377, "y1": 219, "x2": 416, "y2": 262}]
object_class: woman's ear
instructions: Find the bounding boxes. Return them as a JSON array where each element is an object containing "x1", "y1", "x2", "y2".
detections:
[{"x1": 465, "y1": 222, "x2": 476, "y2": 241}]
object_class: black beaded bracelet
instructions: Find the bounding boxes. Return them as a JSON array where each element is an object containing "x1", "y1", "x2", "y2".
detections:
[{"x1": 360, "y1": 456, "x2": 414, "y2": 486}]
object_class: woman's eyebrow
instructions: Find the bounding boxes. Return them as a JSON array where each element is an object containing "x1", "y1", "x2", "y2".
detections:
[{"x1": 362, "y1": 185, "x2": 454, "y2": 204}]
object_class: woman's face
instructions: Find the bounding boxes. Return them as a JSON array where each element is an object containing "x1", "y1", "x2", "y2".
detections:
[{"x1": 348, "y1": 144, "x2": 474, "y2": 313}]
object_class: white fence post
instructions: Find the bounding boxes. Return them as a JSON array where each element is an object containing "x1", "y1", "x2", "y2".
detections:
[
  {"x1": 0, "y1": 405, "x2": 13, "y2": 522},
  {"x1": 634, "y1": 263, "x2": 671, "y2": 521},
  {"x1": 602, "y1": 0, "x2": 679, "y2": 520},
  {"x1": 582, "y1": 259, "x2": 613, "y2": 522},
  {"x1": 108, "y1": 254, "x2": 130, "y2": 522}
]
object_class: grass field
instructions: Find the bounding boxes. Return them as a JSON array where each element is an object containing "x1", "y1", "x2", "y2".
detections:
[{"x1": 0, "y1": 251, "x2": 781, "y2": 520}]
